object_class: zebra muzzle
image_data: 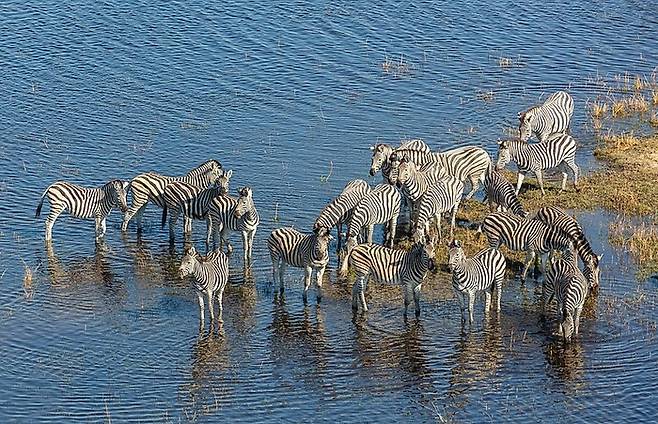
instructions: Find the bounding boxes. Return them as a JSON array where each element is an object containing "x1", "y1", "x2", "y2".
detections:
[
  {"x1": 369, "y1": 168, "x2": 376, "y2": 176},
  {"x1": 427, "y1": 259, "x2": 436, "y2": 271}
]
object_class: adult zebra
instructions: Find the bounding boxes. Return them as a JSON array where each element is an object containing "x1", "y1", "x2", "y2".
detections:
[
  {"x1": 480, "y1": 211, "x2": 573, "y2": 282},
  {"x1": 533, "y1": 206, "x2": 601, "y2": 288},
  {"x1": 519, "y1": 91, "x2": 574, "y2": 142},
  {"x1": 36, "y1": 179, "x2": 129, "y2": 242},
  {"x1": 206, "y1": 186, "x2": 260, "y2": 267},
  {"x1": 345, "y1": 236, "x2": 436, "y2": 317},
  {"x1": 448, "y1": 240, "x2": 506, "y2": 325},
  {"x1": 161, "y1": 182, "x2": 224, "y2": 243},
  {"x1": 368, "y1": 139, "x2": 431, "y2": 184},
  {"x1": 267, "y1": 226, "x2": 333, "y2": 304},
  {"x1": 409, "y1": 173, "x2": 464, "y2": 242},
  {"x1": 482, "y1": 165, "x2": 528, "y2": 217},
  {"x1": 394, "y1": 156, "x2": 447, "y2": 225},
  {"x1": 495, "y1": 135, "x2": 579, "y2": 196},
  {"x1": 179, "y1": 246, "x2": 229, "y2": 329},
  {"x1": 122, "y1": 159, "x2": 223, "y2": 232},
  {"x1": 313, "y1": 179, "x2": 371, "y2": 253}
]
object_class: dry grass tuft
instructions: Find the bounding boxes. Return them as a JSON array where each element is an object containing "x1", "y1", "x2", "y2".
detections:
[
  {"x1": 611, "y1": 99, "x2": 628, "y2": 117},
  {"x1": 498, "y1": 57, "x2": 514, "y2": 68},
  {"x1": 649, "y1": 113, "x2": 658, "y2": 128},
  {"x1": 626, "y1": 95, "x2": 649, "y2": 113},
  {"x1": 652, "y1": 90, "x2": 658, "y2": 106},
  {"x1": 634, "y1": 75, "x2": 645, "y2": 91},
  {"x1": 382, "y1": 55, "x2": 412, "y2": 77},
  {"x1": 609, "y1": 220, "x2": 658, "y2": 279},
  {"x1": 23, "y1": 265, "x2": 33, "y2": 299},
  {"x1": 589, "y1": 100, "x2": 609, "y2": 119}
]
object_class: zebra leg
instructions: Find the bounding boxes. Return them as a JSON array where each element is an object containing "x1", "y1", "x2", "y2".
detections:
[
  {"x1": 403, "y1": 284, "x2": 412, "y2": 317},
  {"x1": 450, "y1": 202, "x2": 459, "y2": 239},
  {"x1": 216, "y1": 290, "x2": 224, "y2": 325},
  {"x1": 515, "y1": 173, "x2": 525, "y2": 196},
  {"x1": 241, "y1": 230, "x2": 249, "y2": 268},
  {"x1": 336, "y1": 222, "x2": 342, "y2": 254},
  {"x1": 45, "y1": 205, "x2": 65, "y2": 241},
  {"x1": 205, "y1": 217, "x2": 213, "y2": 249},
  {"x1": 521, "y1": 250, "x2": 536, "y2": 282},
  {"x1": 278, "y1": 262, "x2": 286, "y2": 295},
  {"x1": 122, "y1": 198, "x2": 146, "y2": 232},
  {"x1": 467, "y1": 291, "x2": 475, "y2": 325},
  {"x1": 316, "y1": 266, "x2": 325, "y2": 303},
  {"x1": 135, "y1": 204, "x2": 147, "y2": 232},
  {"x1": 575, "y1": 306, "x2": 583, "y2": 336},
  {"x1": 464, "y1": 174, "x2": 479, "y2": 200},
  {"x1": 413, "y1": 283, "x2": 422, "y2": 317},
  {"x1": 388, "y1": 214, "x2": 398, "y2": 248},
  {"x1": 207, "y1": 289, "x2": 215, "y2": 327},
  {"x1": 247, "y1": 229, "x2": 256, "y2": 265},
  {"x1": 168, "y1": 210, "x2": 178, "y2": 243},
  {"x1": 454, "y1": 289, "x2": 466, "y2": 325},
  {"x1": 351, "y1": 277, "x2": 360, "y2": 312},
  {"x1": 359, "y1": 275, "x2": 368, "y2": 312},
  {"x1": 535, "y1": 169, "x2": 546, "y2": 196},
  {"x1": 197, "y1": 292, "x2": 205, "y2": 330},
  {"x1": 302, "y1": 266, "x2": 312, "y2": 304},
  {"x1": 566, "y1": 158, "x2": 580, "y2": 192},
  {"x1": 367, "y1": 224, "x2": 374, "y2": 244},
  {"x1": 484, "y1": 290, "x2": 491, "y2": 316},
  {"x1": 221, "y1": 227, "x2": 233, "y2": 254},
  {"x1": 183, "y1": 216, "x2": 192, "y2": 239},
  {"x1": 495, "y1": 275, "x2": 502, "y2": 313}
]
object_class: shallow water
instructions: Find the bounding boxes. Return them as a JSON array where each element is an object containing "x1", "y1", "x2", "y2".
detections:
[{"x1": 1, "y1": 1, "x2": 658, "y2": 422}]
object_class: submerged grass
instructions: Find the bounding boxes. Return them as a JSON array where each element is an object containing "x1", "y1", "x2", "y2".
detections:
[{"x1": 609, "y1": 220, "x2": 658, "y2": 279}]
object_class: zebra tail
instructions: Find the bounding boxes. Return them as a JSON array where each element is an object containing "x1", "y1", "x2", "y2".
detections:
[
  {"x1": 35, "y1": 188, "x2": 49, "y2": 218},
  {"x1": 161, "y1": 205, "x2": 168, "y2": 229}
]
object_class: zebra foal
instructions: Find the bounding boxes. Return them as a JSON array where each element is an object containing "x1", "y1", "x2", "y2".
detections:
[
  {"x1": 267, "y1": 227, "x2": 333, "y2": 304},
  {"x1": 519, "y1": 91, "x2": 574, "y2": 142},
  {"x1": 495, "y1": 135, "x2": 579, "y2": 196},
  {"x1": 179, "y1": 246, "x2": 229, "y2": 329},
  {"x1": 36, "y1": 179, "x2": 129, "y2": 242},
  {"x1": 448, "y1": 240, "x2": 506, "y2": 325}
]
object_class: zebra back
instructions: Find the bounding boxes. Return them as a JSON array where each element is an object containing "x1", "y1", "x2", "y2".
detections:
[
  {"x1": 414, "y1": 175, "x2": 463, "y2": 230},
  {"x1": 519, "y1": 91, "x2": 574, "y2": 142},
  {"x1": 449, "y1": 242, "x2": 506, "y2": 292},
  {"x1": 346, "y1": 184, "x2": 401, "y2": 238},
  {"x1": 267, "y1": 227, "x2": 331, "y2": 269},
  {"x1": 37, "y1": 180, "x2": 128, "y2": 220},
  {"x1": 496, "y1": 136, "x2": 576, "y2": 174},
  {"x1": 481, "y1": 211, "x2": 572, "y2": 254},
  {"x1": 348, "y1": 242, "x2": 434, "y2": 285},
  {"x1": 314, "y1": 179, "x2": 371, "y2": 231}
]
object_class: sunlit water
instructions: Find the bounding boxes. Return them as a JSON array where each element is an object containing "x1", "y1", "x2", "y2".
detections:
[{"x1": 1, "y1": 0, "x2": 657, "y2": 422}]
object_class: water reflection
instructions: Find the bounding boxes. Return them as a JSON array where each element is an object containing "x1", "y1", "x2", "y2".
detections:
[{"x1": 544, "y1": 341, "x2": 587, "y2": 394}]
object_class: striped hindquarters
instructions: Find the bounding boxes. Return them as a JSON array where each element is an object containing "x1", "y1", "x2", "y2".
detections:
[
  {"x1": 519, "y1": 91, "x2": 574, "y2": 141},
  {"x1": 349, "y1": 243, "x2": 430, "y2": 286},
  {"x1": 129, "y1": 172, "x2": 172, "y2": 209},
  {"x1": 267, "y1": 228, "x2": 329, "y2": 269},
  {"x1": 347, "y1": 184, "x2": 401, "y2": 236},
  {"x1": 39, "y1": 181, "x2": 105, "y2": 219},
  {"x1": 314, "y1": 179, "x2": 371, "y2": 230},
  {"x1": 450, "y1": 247, "x2": 505, "y2": 292},
  {"x1": 163, "y1": 181, "x2": 214, "y2": 221},
  {"x1": 415, "y1": 175, "x2": 463, "y2": 227},
  {"x1": 484, "y1": 168, "x2": 528, "y2": 217},
  {"x1": 482, "y1": 211, "x2": 570, "y2": 253},
  {"x1": 438, "y1": 146, "x2": 491, "y2": 182}
]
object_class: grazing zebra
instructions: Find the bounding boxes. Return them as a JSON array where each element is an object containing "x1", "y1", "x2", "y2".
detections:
[
  {"x1": 533, "y1": 206, "x2": 601, "y2": 288},
  {"x1": 206, "y1": 187, "x2": 260, "y2": 267},
  {"x1": 495, "y1": 135, "x2": 579, "y2": 196},
  {"x1": 480, "y1": 211, "x2": 573, "y2": 282},
  {"x1": 346, "y1": 236, "x2": 436, "y2": 317},
  {"x1": 412, "y1": 174, "x2": 464, "y2": 241},
  {"x1": 542, "y1": 248, "x2": 590, "y2": 342},
  {"x1": 313, "y1": 179, "x2": 371, "y2": 253},
  {"x1": 483, "y1": 165, "x2": 529, "y2": 217},
  {"x1": 35, "y1": 180, "x2": 129, "y2": 242},
  {"x1": 368, "y1": 139, "x2": 431, "y2": 184},
  {"x1": 338, "y1": 184, "x2": 401, "y2": 275},
  {"x1": 122, "y1": 159, "x2": 223, "y2": 232},
  {"x1": 389, "y1": 146, "x2": 491, "y2": 199},
  {"x1": 179, "y1": 246, "x2": 229, "y2": 329},
  {"x1": 519, "y1": 91, "x2": 574, "y2": 142},
  {"x1": 267, "y1": 226, "x2": 333, "y2": 303},
  {"x1": 448, "y1": 240, "x2": 506, "y2": 325}
]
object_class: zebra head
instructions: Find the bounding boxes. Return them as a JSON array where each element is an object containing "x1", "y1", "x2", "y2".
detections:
[
  {"x1": 206, "y1": 160, "x2": 224, "y2": 185},
  {"x1": 518, "y1": 110, "x2": 535, "y2": 141},
  {"x1": 369, "y1": 144, "x2": 393, "y2": 176},
  {"x1": 583, "y1": 254, "x2": 602, "y2": 289},
  {"x1": 447, "y1": 240, "x2": 466, "y2": 273},
  {"x1": 217, "y1": 169, "x2": 233, "y2": 195},
  {"x1": 495, "y1": 140, "x2": 511, "y2": 170},
  {"x1": 313, "y1": 227, "x2": 333, "y2": 261},
  {"x1": 395, "y1": 154, "x2": 416, "y2": 188},
  {"x1": 234, "y1": 186, "x2": 253, "y2": 218},
  {"x1": 179, "y1": 246, "x2": 199, "y2": 278},
  {"x1": 105, "y1": 180, "x2": 129, "y2": 213}
]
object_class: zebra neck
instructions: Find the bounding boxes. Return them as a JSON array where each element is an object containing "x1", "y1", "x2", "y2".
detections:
[{"x1": 403, "y1": 174, "x2": 425, "y2": 200}]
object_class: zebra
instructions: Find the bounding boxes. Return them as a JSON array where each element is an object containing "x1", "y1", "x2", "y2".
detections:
[
  {"x1": 338, "y1": 184, "x2": 401, "y2": 276},
  {"x1": 389, "y1": 146, "x2": 491, "y2": 200},
  {"x1": 36, "y1": 179, "x2": 129, "y2": 242},
  {"x1": 345, "y1": 235, "x2": 436, "y2": 317},
  {"x1": 313, "y1": 179, "x2": 371, "y2": 253},
  {"x1": 411, "y1": 174, "x2": 464, "y2": 242},
  {"x1": 448, "y1": 240, "x2": 506, "y2": 325},
  {"x1": 495, "y1": 135, "x2": 579, "y2": 196},
  {"x1": 542, "y1": 248, "x2": 590, "y2": 342},
  {"x1": 533, "y1": 206, "x2": 601, "y2": 288},
  {"x1": 519, "y1": 91, "x2": 574, "y2": 142},
  {"x1": 368, "y1": 139, "x2": 431, "y2": 184},
  {"x1": 121, "y1": 159, "x2": 223, "y2": 232},
  {"x1": 179, "y1": 245, "x2": 229, "y2": 329},
  {"x1": 206, "y1": 186, "x2": 260, "y2": 267},
  {"x1": 267, "y1": 226, "x2": 333, "y2": 304},
  {"x1": 480, "y1": 211, "x2": 573, "y2": 282},
  {"x1": 482, "y1": 165, "x2": 529, "y2": 217}
]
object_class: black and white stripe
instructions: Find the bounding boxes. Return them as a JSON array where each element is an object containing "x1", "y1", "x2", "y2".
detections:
[
  {"x1": 179, "y1": 246, "x2": 229, "y2": 329},
  {"x1": 448, "y1": 240, "x2": 506, "y2": 325},
  {"x1": 413, "y1": 174, "x2": 464, "y2": 241},
  {"x1": 36, "y1": 179, "x2": 129, "y2": 242},
  {"x1": 346, "y1": 239, "x2": 436, "y2": 317},
  {"x1": 313, "y1": 179, "x2": 371, "y2": 253},
  {"x1": 161, "y1": 182, "x2": 224, "y2": 242},
  {"x1": 368, "y1": 139, "x2": 431, "y2": 184},
  {"x1": 533, "y1": 206, "x2": 601, "y2": 288},
  {"x1": 122, "y1": 159, "x2": 223, "y2": 232},
  {"x1": 495, "y1": 135, "x2": 579, "y2": 196},
  {"x1": 480, "y1": 211, "x2": 573, "y2": 281},
  {"x1": 206, "y1": 186, "x2": 260, "y2": 267},
  {"x1": 519, "y1": 91, "x2": 574, "y2": 142},
  {"x1": 267, "y1": 227, "x2": 333, "y2": 303},
  {"x1": 483, "y1": 165, "x2": 528, "y2": 217}
]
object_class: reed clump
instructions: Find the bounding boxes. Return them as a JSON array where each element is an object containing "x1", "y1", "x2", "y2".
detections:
[
  {"x1": 589, "y1": 100, "x2": 609, "y2": 119},
  {"x1": 609, "y1": 220, "x2": 658, "y2": 279}
]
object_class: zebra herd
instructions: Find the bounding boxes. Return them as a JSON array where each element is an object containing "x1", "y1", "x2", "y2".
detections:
[{"x1": 35, "y1": 90, "x2": 600, "y2": 341}]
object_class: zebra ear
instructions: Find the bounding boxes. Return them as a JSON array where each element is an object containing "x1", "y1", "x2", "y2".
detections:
[
  {"x1": 597, "y1": 254, "x2": 603, "y2": 262},
  {"x1": 369, "y1": 145, "x2": 376, "y2": 151},
  {"x1": 122, "y1": 181, "x2": 130, "y2": 191},
  {"x1": 225, "y1": 169, "x2": 233, "y2": 179},
  {"x1": 188, "y1": 246, "x2": 197, "y2": 256},
  {"x1": 518, "y1": 111, "x2": 524, "y2": 120}
]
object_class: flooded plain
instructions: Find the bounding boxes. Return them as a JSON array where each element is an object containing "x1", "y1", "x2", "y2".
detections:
[{"x1": 1, "y1": 0, "x2": 657, "y2": 422}]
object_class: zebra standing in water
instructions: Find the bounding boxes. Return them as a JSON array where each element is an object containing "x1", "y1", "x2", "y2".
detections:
[
  {"x1": 344, "y1": 235, "x2": 436, "y2": 317},
  {"x1": 533, "y1": 206, "x2": 602, "y2": 288},
  {"x1": 483, "y1": 165, "x2": 528, "y2": 217},
  {"x1": 480, "y1": 211, "x2": 573, "y2": 282},
  {"x1": 519, "y1": 91, "x2": 574, "y2": 142},
  {"x1": 267, "y1": 227, "x2": 333, "y2": 304},
  {"x1": 543, "y1": 248, "x2": 590, "y2": 342},
  {"x1": 161, "y1": 170, "x2": 232, "y2": 242},
  {"x1": 122, "y1": 159, "x2": 223, "y2": 232},
  {"x1": 368, "y1": 139, "x2": 431, "y2": 184},
  {"x1": 339, "y1": 184, "x2": 401, "y2": 276},
  {"x1": 36, "y1": 180, "x2": 129, "y2": 242},
  {"x1": 206, "y1": 186, "x2": 260, "y2": 267},
  {"x1": 313, "y1": 179, "x2": 371, "y2": 253},
  {"x1": 179, "y1": 246, "x2": 229, "y2": 329},
  {"x1": 495, "y1": 135, "x2": 579, "y2": 196},
  {"x1": 448, "y1": 240, "x2": 506, "y2": 325}
]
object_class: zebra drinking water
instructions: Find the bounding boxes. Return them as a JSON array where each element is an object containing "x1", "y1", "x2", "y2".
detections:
[
  {"x1": 448, "y1": 240, "x2": 506, "y2": 325},
  {"x1": 122, "y1": 159, "x2": 223, "y2": 232},
  {"x1": 482, "y1": 165, "x2": 528, "y2": 217},
  {"x1": 179, "y1": 246, "x2": 229, "y2": 329},
  {"x1": 36, "y1": 179, "x2": 129, "y2": 242},
  {"x1": 345, "y1": 235, "x2": 436, "y2": 317},
  {"x1": 267, "y1": 226, "x2": 333, "y2": 304},
  {"x1": 518, "y1": 91, "x2": 574, "y2": 142},
  {"x1": 495, "y1": 135, "x2": 579, "y2": 196}
]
